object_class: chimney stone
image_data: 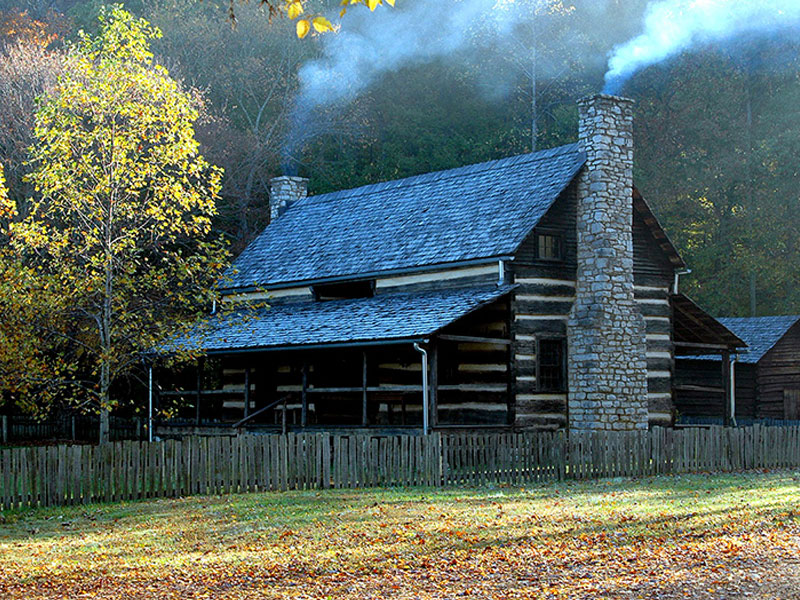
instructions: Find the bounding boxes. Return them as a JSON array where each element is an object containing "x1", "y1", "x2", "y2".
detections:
[
  {"x1": 567, "y1": 94, "x2": 649, "y2": 431},
  {"x1": 269, "y1": 176, "x2": 308, "y2": 222}
]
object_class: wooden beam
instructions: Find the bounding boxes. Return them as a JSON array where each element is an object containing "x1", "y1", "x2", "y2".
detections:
[
  {"x1": 674, "y1": 342, "x2": 731, "y2": 351},
  {"x1": 362, "y1": 351, "x2": 368, "y2": 427},
  {"x1": 438, "y1": 384, "x2": 508, "y2": 392},
  {"x1": 437, "y1": 334, "x2": 511, "y2": 346},
  {"x1": 674, "y1": 384, "x2": 725, "y2": 394},
  {"x1": 305, "y1": 386, "x2": 424, "y2": 393},
  {"x1": 161, "y1": 389, "x2": 247, "y2": 397}
]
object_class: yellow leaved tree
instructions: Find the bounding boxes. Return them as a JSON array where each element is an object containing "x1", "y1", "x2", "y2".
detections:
[
  {"x1": 12, "y1": 5, "x2": 228, "y2": 443},
  {"x1": 256, "y1": 0, "x2": 395, "y2": 38},
  {"x1": 0, "y1": 165, "x2": 8, "y2": 216}
]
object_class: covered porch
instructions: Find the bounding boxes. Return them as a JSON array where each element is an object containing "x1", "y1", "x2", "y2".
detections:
[
  {"x1": 671, "y1": 294, "x2": 747, "y2": 425},
  {"x1": 153, "y1": 285, "x2": 516, "y2": 436}
]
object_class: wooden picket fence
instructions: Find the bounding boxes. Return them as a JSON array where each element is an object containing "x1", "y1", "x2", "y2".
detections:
[{"x1": 2, "y1": 425, "x2": 800, "y2": 510}]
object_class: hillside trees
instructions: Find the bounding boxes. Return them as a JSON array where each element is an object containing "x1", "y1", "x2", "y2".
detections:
[
  {"x1": 632, "y1": 41, "x2": 800, "y2": 316},
  {"x1": 9, "y1": 6, "x2": 227, "y2": 442},
  {"x1": 0, "y1": 12, "x2": 64, "y2": 208},
  {"x1": 144, "y1": 0, "x2": 311, "y2": 250}
]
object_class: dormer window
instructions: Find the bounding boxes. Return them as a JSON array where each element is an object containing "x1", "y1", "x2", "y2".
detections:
[
  {"x1": 312, "y1": 280, "x2": 375, "y2": 301},
  {"x1": 535, "y1": 232, "x2": 563, "y2": 261}
]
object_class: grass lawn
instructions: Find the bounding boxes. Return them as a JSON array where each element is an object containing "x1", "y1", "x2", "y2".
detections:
[{"x1": 1, "y1": 472, "x2": 799, "y2": 599}]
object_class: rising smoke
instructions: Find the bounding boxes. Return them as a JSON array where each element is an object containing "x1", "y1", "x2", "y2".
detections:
[
  {"x1": 283, "y1": 0, "x2": 513, "y2": 169},
  {"x1": 604, "y1": 0, "x2": 800, "y2": 94}
]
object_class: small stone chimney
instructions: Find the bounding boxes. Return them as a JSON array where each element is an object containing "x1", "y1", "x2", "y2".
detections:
[
  {"x1": 269, "y1": 176, "x2": 308, "y2": 222},
  {"x1": 567, "y1": 94, "x2": 649, "y2": 431}
]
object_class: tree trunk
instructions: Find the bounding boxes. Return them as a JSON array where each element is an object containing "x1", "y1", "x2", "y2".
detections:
[
  {"x1": 99, "y1": 404, "x2": 110, "y2": 445},
  {"x1": 99, "y1": 179, "x2": 114, "y2": 445},
  {"x1": 99, "y1": 320, "x2": 112, "y2": 445}
]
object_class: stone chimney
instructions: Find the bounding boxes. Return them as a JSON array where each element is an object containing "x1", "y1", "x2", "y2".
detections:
[
  {"x1": 567, "y1": 94, "x2": 649, "y2": 431},
  {"x1": 269, "y1": 176, "x2": 308, "y2": 222}
]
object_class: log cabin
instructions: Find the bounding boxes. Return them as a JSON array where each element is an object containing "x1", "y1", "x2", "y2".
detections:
[
  {"x1": 675, "y1": 315, "x2": 800, "y2": 423},
  {"x1": 157, "y1": 94, "x2": 743, "y2": 436}
]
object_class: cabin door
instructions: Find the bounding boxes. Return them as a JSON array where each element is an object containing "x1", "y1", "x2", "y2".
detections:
[{"x1": 783, "y1": 389, "x2": 800, "y2": 421}]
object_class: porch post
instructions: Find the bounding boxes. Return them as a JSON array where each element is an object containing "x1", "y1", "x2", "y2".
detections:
[
  {"x1": 196, "y1": 357, "x2": 204, "y2": 426},
  {"x1": 148, "y1": 365, "x2": 154, "y2": 443},
  {"x1": 362, "y1": 351, "x2": 368, "y2": 427},
  {"x1": 730, "y1": 356, "x2": 737, "y2": 427},
  {"x1": 413, "y1": 343, "x2": 430, "y2": 434},
  {"x1": 722, "y1": 350, "x2": 732, "y2": 426},
  {"x1": 301, "y1": 361, "x2": 308, "y2": 428},
  {"x1": 430, "y1": 342, "x2": 439, "y2": 428},
  {"x1": 243, "y1": 367, "x2": 251, "y2": 420}
]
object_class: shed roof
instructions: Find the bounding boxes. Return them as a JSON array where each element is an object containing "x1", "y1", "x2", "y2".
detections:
[
  {"x1": 677, "y1": 314, "x2": 800, "y2": 363},
  {"x1": 222, "y1": 144, "x2": 585, "y2": 292},
  {"x1": 166, "y1": 285, "x2": 516, "y2": 355},
  {"x1": 717, "y1": 316, "x2": 800, "y2": 363}
]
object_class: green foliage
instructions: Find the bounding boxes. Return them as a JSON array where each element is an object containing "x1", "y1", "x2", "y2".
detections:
[
  {"x1": 7, "y1": 5, "x2": 227, "y2": 438},
  {"x1": 632, "y1": 41, "x2": 800, "y2": 316}
]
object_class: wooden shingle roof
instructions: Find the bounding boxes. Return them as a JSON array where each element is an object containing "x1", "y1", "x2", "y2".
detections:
[
  {"x1": 222, "y1": 144, "x2": 585, "y2": 292},
  {"x1": 717, "y1": 316, "x2": 800, "y2": 363},
  {"x1": 166, "y1": 285, "x2": 516, "y2": 354}
]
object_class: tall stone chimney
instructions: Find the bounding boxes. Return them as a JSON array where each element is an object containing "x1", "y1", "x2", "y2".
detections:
[
  {"x1": 567, "y1": 94, "x2": 649, "y2": 431},
  {"x1": 269, "y1": 176, "x2": 308, "y2": 222}
]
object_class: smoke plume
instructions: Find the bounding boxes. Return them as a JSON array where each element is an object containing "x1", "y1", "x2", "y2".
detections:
[
  {"x1": 282, "y1": 0, "x2": 525, "y2": 170},
  {"x1": 604, "y1": 0, "x2": 800, "y2": 94}
]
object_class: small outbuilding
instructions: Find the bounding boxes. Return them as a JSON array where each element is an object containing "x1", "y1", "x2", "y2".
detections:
[{"x1": 675, "y1": 315, "x2": 800, "y2": 423}]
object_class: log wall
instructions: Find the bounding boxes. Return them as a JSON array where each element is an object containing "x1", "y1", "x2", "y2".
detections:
[
  {"x1": 510, "y1": 186, "x2": 677, "y2": 429},
  {"x1": 674, "y1": 359, "x2": 757, "y2": 421},
  {"x1": 757, "y1": 322, "x2": 800, "y2": 419}
]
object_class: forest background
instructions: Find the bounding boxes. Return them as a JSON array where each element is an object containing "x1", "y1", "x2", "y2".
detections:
[{"x1": 1, "y1": 0, "x2": 798, "y2": 319}]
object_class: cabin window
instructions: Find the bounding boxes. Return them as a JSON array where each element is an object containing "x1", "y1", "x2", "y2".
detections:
[
  {"x1": 538, "y1": 338, "x2": 566, "y2": 392},
  {"x1": 535, "y1": 232, "x2": 563, "y2": 261},
  {"x1": 312, "y1": 280, "x2": 375, "y2": 301}
]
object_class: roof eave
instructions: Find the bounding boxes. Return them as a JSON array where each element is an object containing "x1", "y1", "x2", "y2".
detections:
[{"x1": 217, "y1": 255, "x2": 516, "y2": 295}]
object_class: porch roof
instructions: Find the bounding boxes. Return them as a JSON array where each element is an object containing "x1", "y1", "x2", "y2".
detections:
[
  {"x1": 166, "y1": 285, "x2": 516, "y2": 355},
  {"x1": 671, "y1": 294, "x2": 747, "y2": 356}
]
